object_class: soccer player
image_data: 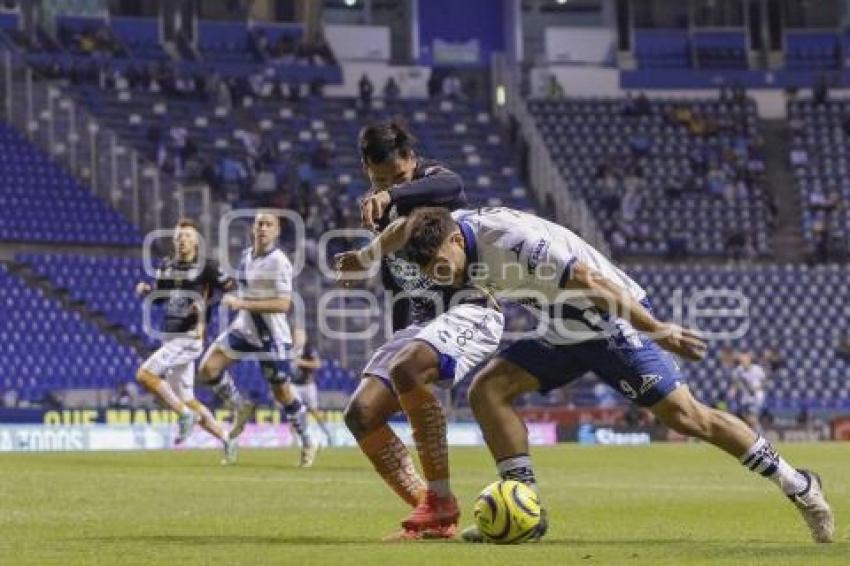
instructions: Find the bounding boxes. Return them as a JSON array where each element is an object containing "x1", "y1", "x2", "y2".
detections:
[
  {"x1": 339, "y1": 120, "x2": 503, "y2": 540},
  {"x1": 197, "y1": 212, "x2": 317, "y2": 467},
  {"x1": 134, "y1": 217, "x2": 237, "y2": 464},
  {"x1": 343, "y1": 206, "x2": 835, "y2": 544},
  {"x1": 729, "y1": 351, "x2": 768, "y2": 433},
  {"x1": 293, "y1": 337, "x2": 333, "y2": 445}
]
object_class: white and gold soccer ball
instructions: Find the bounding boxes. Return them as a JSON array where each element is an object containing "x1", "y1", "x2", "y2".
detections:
[{"x1": 472, "y1": 480, "x2": 541, "y2": 544}]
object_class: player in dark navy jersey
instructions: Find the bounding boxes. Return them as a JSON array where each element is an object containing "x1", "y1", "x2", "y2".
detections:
[
  {"x1": 135, "y1": 218, "x2": 238, "y2": 464},
  {"x1": 338, "y1": 120, "x2": 503, "y2": 540}
]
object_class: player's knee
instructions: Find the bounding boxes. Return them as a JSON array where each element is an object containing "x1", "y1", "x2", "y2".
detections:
[
  {"x1": 657, "y1": 398, "x2": 713, "y2": 439},
  {"x1": 468, "y1": 372, "x2": 508, "y2": 415},
  {"x1": 468, "y1": 362, "x2": 523, "y2": 415},
  {"x1": 135, "y1": 368, "x2": 158, "y2": 390},
  {"x1": 343, "y1": 398, "x2": 378, "y2": 439}
]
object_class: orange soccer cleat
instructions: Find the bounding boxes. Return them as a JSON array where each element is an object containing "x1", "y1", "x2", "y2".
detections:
[
  {"x1": 400, "y1": 490, "x2": 460, "y2": 531},
  {"x1": 383, "y1": 523, "x2": 458, "y2": 542}
]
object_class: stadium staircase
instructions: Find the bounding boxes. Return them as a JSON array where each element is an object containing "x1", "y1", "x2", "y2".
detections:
[{"x1": 762, "y1": 119, "x2": 807, "y2": 262}]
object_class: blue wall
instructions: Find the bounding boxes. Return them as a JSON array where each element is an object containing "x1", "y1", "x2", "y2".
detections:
[{"x1": 418, "y1": 0, "x2": 506, "y2": 66}]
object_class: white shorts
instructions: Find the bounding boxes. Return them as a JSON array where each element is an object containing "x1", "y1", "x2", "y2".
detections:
[
  {"x1": 363, "y1": 324, "x2": 425, "y2": 384},
  {"x1": 294, "y1": 382, "x2": 319, "y2": 410},
  {"x1": 140, "y1": 336, "x2": 202, "y2": 402},
  {"x1": 363, "y1": 304, "x2": 504, "y2": 390},
  {"x1": 741, "y1": 392, "x2": 766, "y2": 415},
  {"x1": 207, "y1": 327, "x2": 293, "y2": 384}
]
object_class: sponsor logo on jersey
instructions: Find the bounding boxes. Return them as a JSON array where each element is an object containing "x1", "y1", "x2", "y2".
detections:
[
  {"x1": 638, "y1": 374, "x2": 662, "y2": 395},
  {"x1": 387, "y1": 255, "x2": 433, "y2": 291},
  {"x1": 527, "y1": 238, "x2": 550, "y2": 274},
  {"x1": 510, "y1": 241, "x2": 524, "y2": 261},
  {"x1": 620, "y1": 380, "x2": 637, "y2": 399}
]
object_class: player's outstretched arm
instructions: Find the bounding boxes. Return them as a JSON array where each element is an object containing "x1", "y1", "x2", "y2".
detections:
[
  {"x1": 221, "y1": 293, "x2": 291, "y2": 314},
  {"x1": 296, "y1": 356, "x2": 322, "y2": 370},
  {"x1": 565, "y1": 261, "x2": 707, "y2": 361},
  {"x1": 335, "y1": 216, "x2": 411, "y2": 277},
  {"x1": 389, "y1": 168, "x2": 464, "y2": 209},
  {"x1": 361, "y1": 168, "x2": 463, "y2": 228}
]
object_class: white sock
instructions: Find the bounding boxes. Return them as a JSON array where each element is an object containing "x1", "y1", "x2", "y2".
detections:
[
  {"x1": 497, "y1": 454, "x2": 539, "y2": 496},
  {"x1": 740, "y1": 436, "x2": 808, "y2": 495}
]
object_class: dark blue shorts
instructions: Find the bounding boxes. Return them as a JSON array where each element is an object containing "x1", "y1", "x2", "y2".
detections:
[
  {"x1": 500, "y1": 334, "x2": 683, "y2": 407},
  {"x1": 224, "y1": 332, "x2": 292, "y2": 385}
]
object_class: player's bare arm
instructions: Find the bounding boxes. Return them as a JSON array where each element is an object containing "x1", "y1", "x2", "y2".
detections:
[
  {"x1": 221, "y1": 293, "x2": 291, "y2": 314},
  {"x1": 565, "y1": 261, "x2": 707, "y2": 361},
  {"x1": 361, "y1": 191, "x2": 392, "y2": 229},
  {"x1": 296, "y1": 357, "x2": 322, "y2": 370},
  {"x1": 334, "y1": 216, "x2": 411, "y2": 283}
]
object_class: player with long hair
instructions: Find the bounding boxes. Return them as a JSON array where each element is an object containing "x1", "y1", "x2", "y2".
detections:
[{"x1": 339, "y1": 120, "x2": 503, "y2": 540}]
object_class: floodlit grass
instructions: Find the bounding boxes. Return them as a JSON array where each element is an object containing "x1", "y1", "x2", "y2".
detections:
[{"x1": 0, "y1": 443, "x2": 846, "y2": 565}]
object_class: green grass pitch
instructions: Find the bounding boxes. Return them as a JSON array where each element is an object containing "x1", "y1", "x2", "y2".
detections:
[{"x1": 0, "y1": 443, "x2": 846, "y2": 565}]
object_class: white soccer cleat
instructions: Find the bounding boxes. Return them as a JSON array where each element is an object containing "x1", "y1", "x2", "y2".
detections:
[
  {"x1": 175, "y1": 411, "x2": 199, "y2": 444},
  {"x1": 790, "y1": 470, "x2": 835, "y2": 543},
  {"x1": 299, "y1": 444, "x2": 318, "y2": 468},
  {"x1": 220, "y1": 436, "x2": 238, "y2": 466},
  {"x1": 229, "y1": 401, "x2": 256, "y2": 440}
]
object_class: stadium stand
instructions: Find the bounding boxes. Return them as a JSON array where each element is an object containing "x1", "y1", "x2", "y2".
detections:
[
  {"x1": 633, "y1": 29, "x2": 748, "y2": 71},
  {"x1": 788, "y1": 98, "x2": 850, "y2": 260},
  {"x1": 785, "y1": 32, "x2": 841, "y2": 70},
  {"x1": 0, "y1": 123, "x2": 141, "y2": 245},
  {"x1": 109, "y1": 16, "x2": 169, "y2": 63},
  {"x1": 67, "y1": 85, "x2": 533, "y2": 215},
  {"x1": 0, "y1": 263, "x2": 142, "y2": 405},
  {"x1": 692, "y1": 31, "x2": 748, "y2": 70},
  {"x1": 528, "y1": 96, "x2": 773, "y2": 257},
  {"x1": 634, "y1": 29, "x2": 691, "y2": 69},
  {"x1": 635, "y1": 263, "x2": 850, "y2": 413},
  {"x1": 12, "y1": 253, "x2": 358, "y2": 404},
  {"x1": 0, "y1": 8, "x2": 846, "y2": 420},
  {"x1": 467, "y1": 264, "x2": 850, "y2": 413}
]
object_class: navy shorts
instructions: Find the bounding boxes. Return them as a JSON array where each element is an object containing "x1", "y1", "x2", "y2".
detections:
[
  {"x1": 223, "y1": 332, "x2": 293, "y2": 385},
  {"x1": 500, "y1": 333, "x2": 683, "y2": 407}
]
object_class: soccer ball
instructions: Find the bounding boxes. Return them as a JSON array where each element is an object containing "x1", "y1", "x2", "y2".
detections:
[{"x1": 472, "y1": 480, "x2": 541, "y2": 544}]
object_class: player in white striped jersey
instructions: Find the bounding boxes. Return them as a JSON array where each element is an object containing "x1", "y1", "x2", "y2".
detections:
[
  {"x1": 729, "y1": 352, "x2": 768, "y2": 433},
  {"x1": 343, "y1": 206, "x2": 834, "y2": 544},
  {"x1": 197, "y1": 212, "x2": 316, "y2": 467}
]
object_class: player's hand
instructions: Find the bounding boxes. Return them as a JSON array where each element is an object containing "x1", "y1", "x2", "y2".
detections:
[
  {"x1": 135, "y1": 282, "x2": 152, "y2": 297},
  {"x1": 334, "y1": 251, "x2": 367, "y2": 288},
  {"x1": 360, "y1": 191, "x2": 391, "y2": 230},
  {"x1": 221, "y1": 294, "x2": 243, "y2": 311},
  {"x1": 655, "y1": 324, "x2": 707, "y2": 362}
]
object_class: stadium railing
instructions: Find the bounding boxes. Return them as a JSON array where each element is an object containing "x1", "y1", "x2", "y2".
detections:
[
  {"x1": 492, "y1": 54, "x2": 611, "y2": 257},
  {"x1": 0, "y1": 49, "x2": 211, "y2": 240}
]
